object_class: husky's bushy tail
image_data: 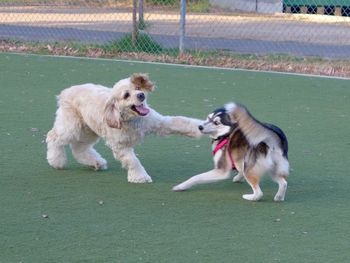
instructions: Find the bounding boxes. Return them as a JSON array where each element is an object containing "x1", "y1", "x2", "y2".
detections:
[{"x1": 225, "y1": 102, "x2": 288, "y2": 157}]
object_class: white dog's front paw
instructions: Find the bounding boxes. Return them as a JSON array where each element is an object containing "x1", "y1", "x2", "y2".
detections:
[
  {"x1": 128, "y1": 171, "x2": 152, "y2": 183},
  {"x1": 93, "y1": 158, "x2": 108, "y2": 171},
  {"x1": 47, "y1": 156, "x2": 66, "y2": 170},
  {"x1": 172, "y1": 183, "x2": 189, "y2": 192},
  {"x1": 242, "y1": 193, "x2": 263, "y2": 201}
]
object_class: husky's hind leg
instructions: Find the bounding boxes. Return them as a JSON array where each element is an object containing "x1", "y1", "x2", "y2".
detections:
[
  {"x1": 272, "y1": 176, "x2": 288, "y2": 202},
  {"x1": 272, "y1": 157, "x2": 289, "y2": 201},
  {"x1": 242, "y1": 171, "x2": 263, "y2": 201}
]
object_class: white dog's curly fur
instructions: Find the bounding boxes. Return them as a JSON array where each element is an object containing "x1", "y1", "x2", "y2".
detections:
[{"x1": 46, "y1": 73, "x2": 202, "y2": 183}]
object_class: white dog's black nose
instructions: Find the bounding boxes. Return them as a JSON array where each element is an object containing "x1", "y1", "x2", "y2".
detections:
[
  {"x1": 137, "y1": 93, "x2": 145, "y2": 102},
  {"x1": 198, "y1": 125, "x2": 204, "y2": 131}
]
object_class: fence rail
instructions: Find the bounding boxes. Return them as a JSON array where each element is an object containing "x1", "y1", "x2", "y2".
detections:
[{"x1": 0, "y1": 0, "x2": 349, "y2": 60}]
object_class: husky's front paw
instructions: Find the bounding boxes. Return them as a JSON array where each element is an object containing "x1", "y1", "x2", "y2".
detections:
[
  {"x1": 274, "y1": 194, "x2": 285, "y2": 202},
  {"x1": 233, "y1": 173, "x2": 245, "y2": 183},
  {"x1": 242, "y1": 193, "x2": 263, "y2": 201},
  {"x1": 128, "y1": 170, "x2": 152, "y2": 183}
]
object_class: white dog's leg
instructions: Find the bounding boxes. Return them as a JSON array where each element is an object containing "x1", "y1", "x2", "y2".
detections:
[
  {"x1": 46, "y1": 129, "x2": 67, "y2": 169},
  {"x1": 167, "y1": 116, "x2": 203, "y2": 137},
  {"x1": 148, "y1": 112, "x2": 203, "y2": 138},
  {"x1": 113, "y1": 148, "x2": 152, "y2": 183},
  {"x1": 46, "y1": 105, "x2": 82, "y2": 169},
  {"x1": 71, "y1": 140, "x2": 107, "y2": 171},
  {"x1": 172, "y1": 169, "x2": 230, "y2": 191}
]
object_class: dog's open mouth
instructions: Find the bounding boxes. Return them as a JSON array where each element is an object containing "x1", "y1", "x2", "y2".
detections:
[{"x1": 131, "y1": 104, "x2": 150, "y2": 116}]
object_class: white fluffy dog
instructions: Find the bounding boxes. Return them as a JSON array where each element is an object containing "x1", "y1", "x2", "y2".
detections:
[{"x1": 46, "y1": 73, "x2": 202, "y2": 183}]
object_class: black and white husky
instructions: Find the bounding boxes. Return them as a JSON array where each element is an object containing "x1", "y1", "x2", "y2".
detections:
[{"x1": 173, "y1": 102, "x2": 290, "y2": 202}]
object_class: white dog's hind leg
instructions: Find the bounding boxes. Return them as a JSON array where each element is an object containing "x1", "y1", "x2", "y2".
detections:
[
  {"x1": 46, "y1": 105, "x2": 82, "y2": 169},
  {"x1": 46, "y1": 129, "x2": 67, "y2": 169},
  {"x1": 113, "y1": 148, "x2": 152, "y2": 183},
  {"x1": 172, "y1": 169, "x2": 230, "y2": 191},
  {"x1": 71, "y1": 140, "x2": 107, "y2": 171}
]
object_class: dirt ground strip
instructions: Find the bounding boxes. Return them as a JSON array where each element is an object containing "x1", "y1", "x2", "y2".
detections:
[{"x1": 1, "y1": 40, "x2": 350, "y2": 78}]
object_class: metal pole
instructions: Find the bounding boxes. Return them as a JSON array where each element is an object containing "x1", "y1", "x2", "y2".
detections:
[
  {"x1": 132, "y1": 0, "x2": 138, "y2": 45},
  {"x1": 139, "y1": 0, "x2": 144, "y2": 28},
  {"x1": 179, "y1": 0, "x2": 186, "y2": 55}
]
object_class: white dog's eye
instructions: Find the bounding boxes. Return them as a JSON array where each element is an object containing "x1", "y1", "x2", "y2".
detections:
[{"x1": 123, "y1": 92, "x2": 130, "y2": 99}]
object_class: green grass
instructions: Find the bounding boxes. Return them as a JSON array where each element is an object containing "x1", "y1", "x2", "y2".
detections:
[
  {"x1": 103, "y1": 33, "x2": 164, "y2": 54},
  {"x1": 1, "y1": 52, "x2": 350, "y2": 262},
  {"x1": 145, "y1": 0, "x2": 211, "y2": 12},
  {"x1": 188, "y1": 0, "x2": 211, "y2": 13},
  {"x1": 146, "y1": 0, "x2": 177, "y2": 5}
]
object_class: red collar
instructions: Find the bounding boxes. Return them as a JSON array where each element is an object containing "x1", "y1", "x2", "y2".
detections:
[
  {"x1": 212, "y1": 137, "x2": 229, "y2": 155},
  {"x1": 212, "y1": 137, "x2": 237, "y2": 170}
]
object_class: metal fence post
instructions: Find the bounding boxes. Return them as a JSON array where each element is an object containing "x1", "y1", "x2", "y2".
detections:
[
  {"x1": 138, "y1": 0, "x2": 144, "y2": 28},
  {"x1": 132, "y1": 0, "x2": 138, "y2": 45},
  {"x1": 179, "y1": 0, "x2": 186, "y2": 55}
]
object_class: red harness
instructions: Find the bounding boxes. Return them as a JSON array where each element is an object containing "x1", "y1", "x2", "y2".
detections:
[{"x1": 212, "y1": 137, "x2": 237, "y2": 170}]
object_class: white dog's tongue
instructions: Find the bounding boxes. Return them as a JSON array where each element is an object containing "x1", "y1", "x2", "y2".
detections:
[{"x1": 135, "y1": 105, "x2": 150, "y2": 116}]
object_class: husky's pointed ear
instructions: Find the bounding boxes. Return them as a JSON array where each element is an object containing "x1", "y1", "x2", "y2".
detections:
[
  {"x1": 225, "y1": 102, "x2": 238, "y2": 121},
  {"x1": 104, "y1": 97, "x2": 121, "y2": 129},
  {"x1": 131, "y1": 73, "x2": 155, "y2": 92}
]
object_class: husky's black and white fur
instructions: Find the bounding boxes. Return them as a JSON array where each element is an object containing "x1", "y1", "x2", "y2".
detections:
[{"x1": 173, "y1": 102, "x2": 289, "y2": 201}]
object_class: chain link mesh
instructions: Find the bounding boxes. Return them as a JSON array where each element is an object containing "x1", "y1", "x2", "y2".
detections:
[{"x1": 0, "y1": 0, "x2": 349, "y2": 60}]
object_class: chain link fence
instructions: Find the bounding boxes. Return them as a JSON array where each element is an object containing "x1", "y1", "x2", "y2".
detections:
[{"x1": 0, "y1": 0, "x2": 349, "y2": 60}]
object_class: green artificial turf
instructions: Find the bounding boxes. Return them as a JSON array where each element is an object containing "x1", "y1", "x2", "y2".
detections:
[{"x1": 0, "y1": 53, "x2": 349, "y2": 263}]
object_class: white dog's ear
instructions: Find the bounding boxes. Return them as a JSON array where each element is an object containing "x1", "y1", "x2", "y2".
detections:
[
  {"x1": 104, "y1": 98, "x2": 121, "y2": 129},
  {"x1": 130, "y1": 73, "x2": 155, "y2": 92}
]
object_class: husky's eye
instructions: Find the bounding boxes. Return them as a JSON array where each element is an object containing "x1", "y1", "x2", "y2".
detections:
[
  {"x1": 123, "y1": 92, "x2": 130, "y2": 99},
  {"x1": 213, "y1": 120, "x2": 220, "y2": 125}
]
